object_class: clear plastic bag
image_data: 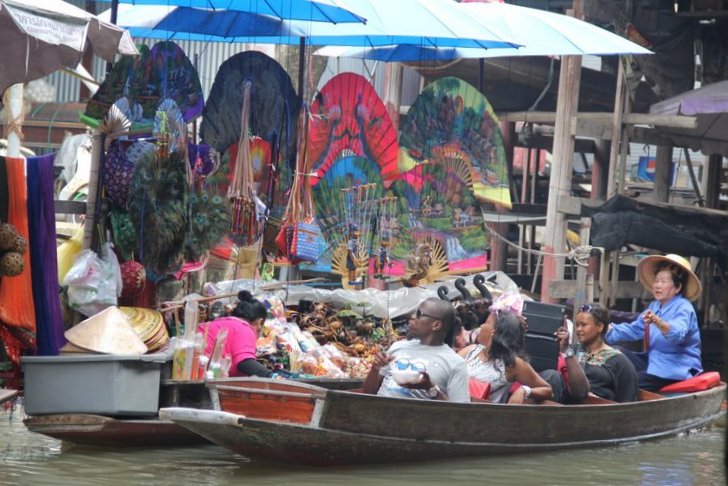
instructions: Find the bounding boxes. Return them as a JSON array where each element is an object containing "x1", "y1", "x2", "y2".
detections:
[{"x1": 63, "y1": 243, "x2": 122, "y2": 316}]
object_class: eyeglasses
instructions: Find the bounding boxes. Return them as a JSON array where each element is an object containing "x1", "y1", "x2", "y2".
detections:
[
  {"x1": 393, "y1": 358, "x2": 426, "y2": 373},
  {"x1": 415, "y1": 308, "x2": 439, "y2": 320},
  {"x1": 579, "y1": 304, "x2": 594, "y2": 313}
]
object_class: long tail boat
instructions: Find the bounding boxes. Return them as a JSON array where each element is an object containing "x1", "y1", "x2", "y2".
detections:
[
  {"x1": 160, "y1": 377, "x2": 726, "y2": 466},
  {"x1": 23, "y1": 378, "x2": 362, "y2": 447}
]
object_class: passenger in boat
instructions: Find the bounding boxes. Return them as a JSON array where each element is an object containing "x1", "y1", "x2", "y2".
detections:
[
  {"x1": 198, "y1": 290, "x2": 275, "y2": 378},
  {"x1": 545, "y1": 303, "x2": 638, "y2": 403},
  {"x1": 363, "y1": 298, "x2": 470, "y2": 402},
  {"x1": 459, "y1": 310, "x2": 553, "y2": 404},
  {"x1": 605, "y1": 254, "x2": 703, "y2": 391}
]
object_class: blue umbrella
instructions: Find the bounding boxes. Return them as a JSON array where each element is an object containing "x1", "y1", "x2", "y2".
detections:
[
  {"x1": 104, "y1": 1, "x2": 521, "y2": 49},
  {"x1": 111, "y1": 0, "x2": 367, "y2": 24}
]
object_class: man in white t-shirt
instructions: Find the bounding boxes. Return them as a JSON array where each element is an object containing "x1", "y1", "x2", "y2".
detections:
[{"x1": 363, "y1": 298, "x2": 470, "y2": 402}]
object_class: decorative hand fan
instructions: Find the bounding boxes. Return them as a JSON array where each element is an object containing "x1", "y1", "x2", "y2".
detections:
[
  {"x1": 148, "y1": 42, "x2": 204, "y2": 122},
  {"x1": 84, "y1": 45, "x2": 151, "y2": 123},
  {"x1": 308, "y1": 73, "x2": 399, "y2": 188},
  {"x1": 128, "y1": 146, "x2": 189, "y2": 277},
  {"x1": 398, "y1": 76, "x2": 510, "y2": 209},
  {"x1": 200, "y1": 51, "x2": 300, "y2": 160},
  {"x1": 154, "y1": 98, "x2": 187, "y2": 155}
]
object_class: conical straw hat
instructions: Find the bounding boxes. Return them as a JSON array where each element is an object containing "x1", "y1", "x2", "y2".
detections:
[
  {"x1": 637, "y1": 254, "x2": 702, "y2": 302},
  {"x1": 65, "y1": 306, "x2": 148, "y2": 355}
]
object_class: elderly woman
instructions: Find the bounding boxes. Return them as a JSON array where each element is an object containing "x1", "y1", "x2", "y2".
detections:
[
  {"x1": 605, "y1": 254, "x2": 703, "y2": 391},
  {"x1": 547, "y1": 303, "x2": 638, "y2": 403}
]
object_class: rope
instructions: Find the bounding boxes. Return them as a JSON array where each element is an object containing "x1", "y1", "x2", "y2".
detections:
[
  {"x1": 484, "y1": 222, "x2": 604, "y2": 267},
  {"x1": 2, "y1": 89, "x2": 25, "y2": 141}
]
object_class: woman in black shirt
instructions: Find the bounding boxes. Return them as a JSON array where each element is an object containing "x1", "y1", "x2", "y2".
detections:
[{"x1": 547, "y1": 302, "x2": 638, "y2": 403}]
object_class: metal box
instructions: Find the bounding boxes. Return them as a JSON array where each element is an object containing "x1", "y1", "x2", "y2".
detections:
[{"x1": 22, "y1": 354, "x2": 167, "y2": 416}]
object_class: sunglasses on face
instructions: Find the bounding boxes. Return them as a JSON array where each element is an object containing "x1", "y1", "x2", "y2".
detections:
[
  {"x1": 415, "y1": 308, "x2": 439, "y2": 320},
  {"x1": 393, "y1": 358, "x2": 426, "y2": 373}
]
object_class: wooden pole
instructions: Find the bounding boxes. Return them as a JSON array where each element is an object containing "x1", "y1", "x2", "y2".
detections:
[
  {"x1": 540, "y1": 54, "x2": 582, "y2": 302},
  {"x1": 653, "y1": 144, "x2": 672, "y2": 202}
]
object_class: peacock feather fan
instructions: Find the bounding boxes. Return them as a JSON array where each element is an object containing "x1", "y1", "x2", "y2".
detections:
[
  {"x1": 128, "y1": 147, "x2": 189, "y2": 276},
  {"x1": 185, "y1": 165, "x2": 231, "y2": 262}
]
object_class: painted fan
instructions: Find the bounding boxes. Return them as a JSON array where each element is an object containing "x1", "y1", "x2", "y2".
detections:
[
  {"x1": 83, "y1": 42, "x2": 204, "y2": 128},
  {"x1": 398, "y1": 76, "x2": 511, "y2": 209},
  {"x1": 147, "y1": 42, "x2": 204, "y2": 122},
  {"x1": 307, "y1": 73, "x2": 399, "y2": 188},
  {"x1": 200, "y1": 51, "x2": 300, "y2": 164}
]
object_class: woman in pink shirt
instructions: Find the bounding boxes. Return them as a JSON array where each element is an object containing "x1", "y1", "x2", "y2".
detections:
[{"x1": 199, "y1": 290, "x2": 273, "y2": 377}]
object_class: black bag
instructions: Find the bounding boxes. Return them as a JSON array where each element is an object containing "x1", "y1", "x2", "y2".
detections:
[{"x1": 522, "y1": 301, "x2": 565, "y2": 372}]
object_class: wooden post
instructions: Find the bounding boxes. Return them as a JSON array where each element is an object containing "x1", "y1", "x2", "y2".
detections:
[
  {"x1": 573, "y1": 217, "x2": 592, "y2": 312},
  {"x1": 606, "y1": 57, "x2": 625, "y2": 199},
  {"x1": 540, "y1": 55, "x2": 582, "y2": 302},
  {"x1": 83, "y1": 131, "x2": 103, "y2": 250},
  {"x1": 490, "y1": 121, "x2": 516, "y2": 272},
  {"x1": 653, "y1": 144, "x2": 673, "y2": 203}
]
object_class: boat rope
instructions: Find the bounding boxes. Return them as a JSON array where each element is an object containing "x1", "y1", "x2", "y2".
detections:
[{"x1": 484, "y1": 222, "x2": 604, "y2": 267}]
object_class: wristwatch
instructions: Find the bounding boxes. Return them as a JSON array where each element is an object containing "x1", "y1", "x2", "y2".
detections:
[
  {"x1": 521, "y1": 385, "x2": 532, "y2": 400},
  {"x1": 563, "y1": 346, "x2": 576, "y2": 359},
  {"x1": 427, "y1": 385, "x2": 441, "y2": 398}
]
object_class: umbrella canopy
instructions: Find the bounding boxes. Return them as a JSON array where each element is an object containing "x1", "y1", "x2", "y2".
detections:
[
  {"x1": 315, "y1": 1, "x2": 651, "y2": 61},
  {"x1": 0, "y1": 0, "x2": 139, "y2": 94},
  {"x1": 103, "y1": 0, "x2": 521, "y2": 50},
  {"x1": 117, "y1": 0, "x2": 366, "y2": 23}
]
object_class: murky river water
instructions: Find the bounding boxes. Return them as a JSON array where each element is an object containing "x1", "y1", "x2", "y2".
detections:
[{"x1": 0, "y1": 403, "x2": 724, "y2": 486}]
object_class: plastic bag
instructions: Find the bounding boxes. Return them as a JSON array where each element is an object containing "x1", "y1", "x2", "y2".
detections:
[{"x1": 63, "y1": 243, "x2": 122, "y2": 316}]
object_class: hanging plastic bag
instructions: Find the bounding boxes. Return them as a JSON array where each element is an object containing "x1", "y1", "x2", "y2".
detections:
[{"x1": 63, "y1": 243, "x2": 122, "y2": 316}]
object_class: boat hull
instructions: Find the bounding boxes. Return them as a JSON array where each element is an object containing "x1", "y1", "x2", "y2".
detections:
[
  {"x1": 23, "y1": 414, "x2": 209, "y2": 447},
  {"x1": 161, "y1": 381, "x2": 727, "y2": 466}
]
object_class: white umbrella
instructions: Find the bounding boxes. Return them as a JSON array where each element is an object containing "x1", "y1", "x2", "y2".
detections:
[
  {"x1": 315, "y1": 1, "x2": 651, "y2": 61},
  {"x1": 0, "y1": 0, "x2": 138, "y2": 94},
  {"x1": 0, "y1": 0, "x2": 138, "y2": 156}
]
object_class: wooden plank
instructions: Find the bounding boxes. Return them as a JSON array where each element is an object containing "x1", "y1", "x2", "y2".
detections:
[
  {"x1": 499, "y1": 111, "x2": 698, "y2": 129},
  {"x1": 0, "y1": 389, "x2": 17, "y2": 405},
  {"x1": 549, "y1": 279, "x2": 643, "y2": 299},
  {"x1": 556, "y1": 195, "x2": 604, "y2": 216},
  {"x1": 54, "y1": 200, "x2": 86, "y2": 215}
]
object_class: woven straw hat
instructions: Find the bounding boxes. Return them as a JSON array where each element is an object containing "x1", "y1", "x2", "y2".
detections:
[
  {"x1": 637, "y1": 254, "x2": 702, "y2": 302},
  {"x1": 65, "y1": 306, "x2": 148, "y2": 355},
  {"x1": 120, "y1": 307, "x2": 169, "y2": 352}
]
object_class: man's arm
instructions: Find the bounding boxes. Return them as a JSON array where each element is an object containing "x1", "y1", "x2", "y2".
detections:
[{"x1": 362, "y1": 351, "x2": 390, "y2": 394}]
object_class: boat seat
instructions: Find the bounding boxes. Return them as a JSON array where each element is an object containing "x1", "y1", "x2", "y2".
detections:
[
  {"x1": 638, "y1": 389, "x2": 664, "y2": 401},
  {"x1": 658, "y1": 371, "x2": 721, "y2": 394},
  {"x1": 582, "y1": 394, "x2": 616, "y2": 405}
]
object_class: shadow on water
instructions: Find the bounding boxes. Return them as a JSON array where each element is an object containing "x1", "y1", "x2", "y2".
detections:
[{"x1": 1, "y1": 403, "x2": 724, "y2": 486}]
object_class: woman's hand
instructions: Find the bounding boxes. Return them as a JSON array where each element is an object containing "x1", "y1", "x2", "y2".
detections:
[
  {"x1": 643, "y1": 310, "x2": 669, "y2": 334},
  {"x1": 555, "y1": 326, "x2": 570, "y2": 353}
]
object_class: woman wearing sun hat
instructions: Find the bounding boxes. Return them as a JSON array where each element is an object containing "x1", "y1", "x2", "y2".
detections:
[{"x1": 605, "y1": 254, "x2": 703, "y2": 391}]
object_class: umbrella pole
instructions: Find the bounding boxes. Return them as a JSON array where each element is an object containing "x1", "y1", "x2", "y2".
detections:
[
  {"x1": 478, "y1": 59, "x2": 485, "y2": 93},
  {"x1": 5, "y1": 84, "x2": 24, "y2": 157},
  {"x1": 297, "y1": 37, "x2": 306, "y2": 99}
]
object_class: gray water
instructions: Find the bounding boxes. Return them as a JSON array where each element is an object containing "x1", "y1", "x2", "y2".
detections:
[{"x1": 0, "y1": 404, "x2": 724, "y2": 486}]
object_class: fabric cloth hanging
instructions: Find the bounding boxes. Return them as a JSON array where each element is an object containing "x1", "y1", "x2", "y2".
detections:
[
  {"x1": 0, "y1": 157, "x2": 8, "y2": 222},
  {"x1": 27, "y1": 153, "x2": 66, "y2": 355},
  {"x1": 0, "y1": 156, "x2": 36, "y2": 331},
  {"x1": 0, "y1": 156, "x2": 36, "y2": 384}
]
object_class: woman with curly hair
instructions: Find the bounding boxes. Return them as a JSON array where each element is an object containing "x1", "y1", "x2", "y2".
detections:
[{"x1": 458, "y1": 310, "x2": 552, "y2": 403}]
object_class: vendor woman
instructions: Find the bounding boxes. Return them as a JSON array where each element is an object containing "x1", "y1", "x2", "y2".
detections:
[
  {"x1": 199, "y1": 290, "x2": 273, "y2": 378},
  {"x1": 606, "y1": 254, "x2": 703, "y2": 391}
]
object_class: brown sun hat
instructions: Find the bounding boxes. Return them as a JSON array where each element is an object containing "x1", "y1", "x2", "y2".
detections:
[
  {"x1": 119, "y1": 307, "x2": 169, "y2": 352},
  {"x1": 637, "y1": 254, "x2": 702, "y2": 302},
  {"x1": 65, "y1": 306, "x2": 148, "y2": 355}
]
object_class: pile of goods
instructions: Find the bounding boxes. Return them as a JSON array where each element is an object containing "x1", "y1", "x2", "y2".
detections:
[
  {"x1": 258, "y1": 299, "x2": 397, "y2": 379},
  {"x1": 0, "y1": 222, "x2": 27, "y2": 277}
]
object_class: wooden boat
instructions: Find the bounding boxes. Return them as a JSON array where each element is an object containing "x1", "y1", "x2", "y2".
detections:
[
  {"x1": 23, "y1": 377, "x2": 362, "y2": 447},
  {"x1": 160, "y1": 378, "x2": 727, "y2": 466},
  {"x1": 0, "y1": 388, "x2": 17, "y2": 406}
]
